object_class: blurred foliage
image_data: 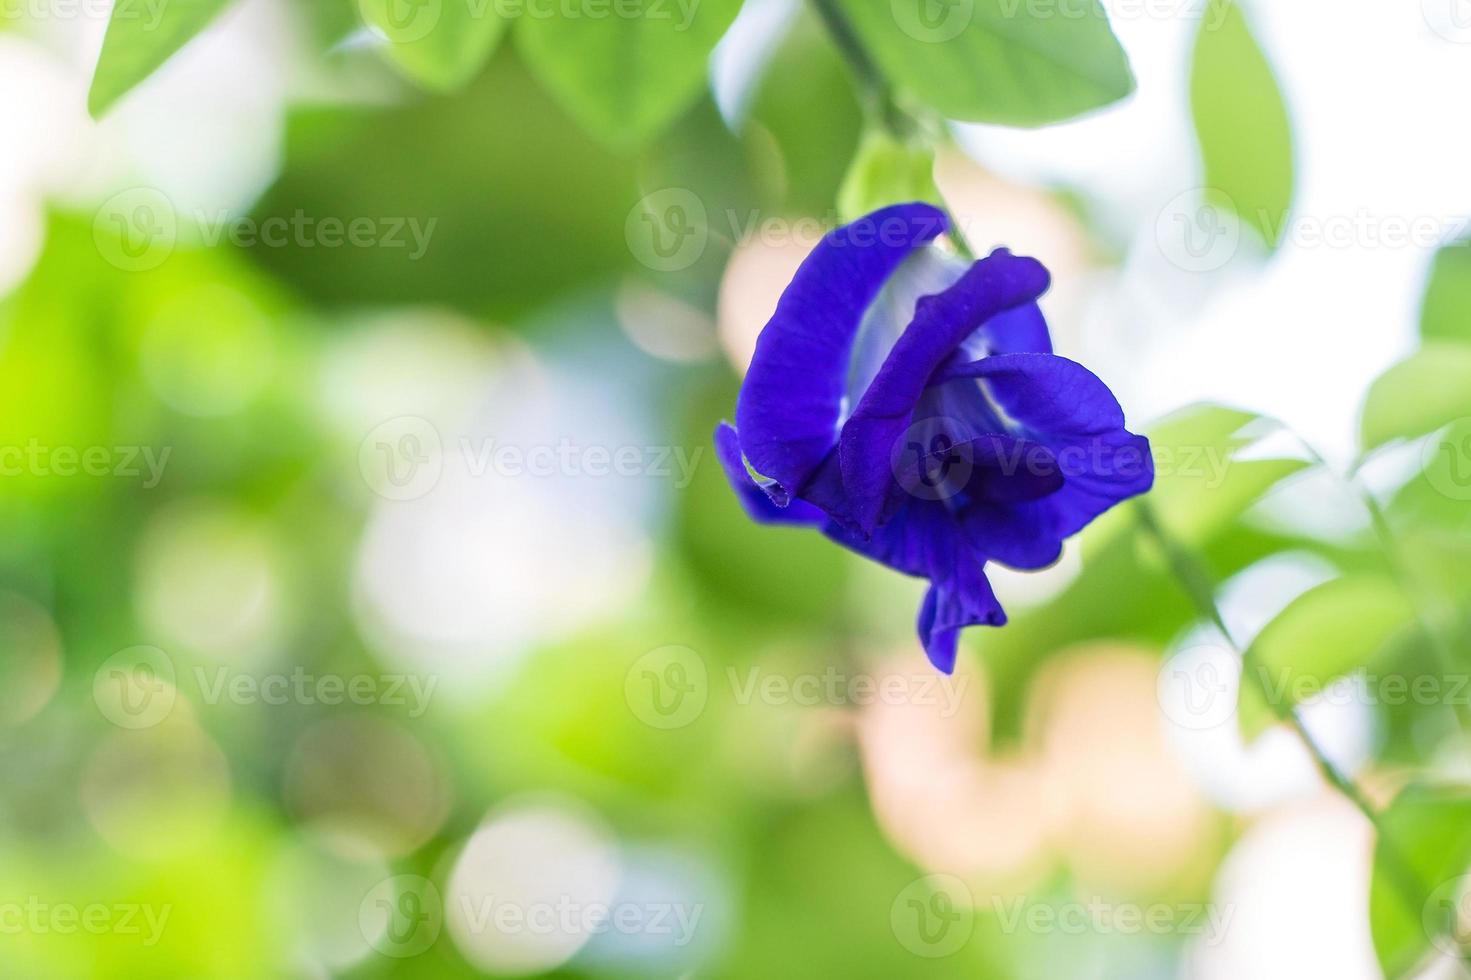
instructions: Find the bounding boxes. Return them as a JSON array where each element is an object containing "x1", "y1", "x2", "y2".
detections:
[
  {"x1": 1189, "y1": 0, "x2": 1293, "y2": 251},
  {"x1": 832, "y1": 0, "x2": 1133, "y2": 126},
  {"x1": 1420, "y1": 242, "x2": 1471, "y2": 344},
  {"x1": 1237, "y1": 573, "x2": 1417, "y2": 738},
  {"x1": 1370, "y1": 786, "x2": 1471, "y2": 977},
  {"x1": 1360, "y1": 342, "x2": 1471, "y2": 451},
  {"x1": 5, "y1": 0, "x2": 1470, "y2": 977}
]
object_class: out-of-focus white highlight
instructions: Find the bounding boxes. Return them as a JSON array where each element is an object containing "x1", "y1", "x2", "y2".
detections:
[
  {"x1": 1185, "y1": 797, "x2": 1379, "y2": 979},
  {"x1": 345, "y1": 315, "x2": 654, "y2": 697},
  {"x1": 1160, "y1": 552, "x2": 1376, "y2": 813},
  {"x1": 446, "y1": 799, "x2": 621, "y2": 975},
  {"x1": 135, "y1": 500, "x2": 287, "y2": 666},
  {"x1": 956, "y1": 0, "x2": 1471, "y2": 462}
]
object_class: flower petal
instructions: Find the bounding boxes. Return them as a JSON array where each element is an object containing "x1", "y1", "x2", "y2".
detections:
[
  {"x1": 969, "y1": 302, "x2": 1052, "y2": 356},
  {"x1": 734, "y1": 203, "x2": 949, "y2": 505},
  {"x1": 917, "y1": 554, "x2": 1004, "y2": 674},
  {"x1": 714, "y1": 423, "x2": 825, "y2": 526},
  {"x1": 838, "y1": 249, "x2": 1052, "y2": 534},
  {"x1": 939, "y1": 352, "x2": 1125, "y2": 437},
  {"x1": 820, "y1": 499, "x2": 1005, "y2": 672}
]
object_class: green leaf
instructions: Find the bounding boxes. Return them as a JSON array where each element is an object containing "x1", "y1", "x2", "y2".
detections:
[
  {"x1": 1189, "y1": 0, "x2": 1294, "y2": 249},
  {"x1": 1421, "y1": 242, "x2": 1471, "y2": 344},
  {"x1": 88, "y1": 0, "x2": 238, "y2": 117},
  {"x1": 832, "y1": 0, "x2": 1133, "y2": 127},
  {"x1": 360, "y1": 0, "x2": 508, "y2": 91},
  {"x1": 515, "y1": 0, "x2": 743, "y2": 148},
  {"x1": 1237, "y1": 573, "x2": 1416, "y2": 738},
  {"x1": 836, "y1": 130, "x2": 940, "y2": 221},
  {"x1": 1122, "y1": 403, "x2": 1308, "y2": 551},
  {"x1": 1370, "y1": 785, "x2": 1471, "y2": 979},
  {"x1": 1360, "y1": 342, "x2": 1471, "y2": 451}
]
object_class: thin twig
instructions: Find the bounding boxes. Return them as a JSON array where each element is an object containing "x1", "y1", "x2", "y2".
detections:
[{"x1": 1133, "y1": 498, "x2": 1430, "y2": 918}]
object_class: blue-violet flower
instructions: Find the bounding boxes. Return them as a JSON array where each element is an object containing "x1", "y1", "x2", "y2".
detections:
[{"x1": 715, "y1": 202, "x2": 1154, "y2": 672}]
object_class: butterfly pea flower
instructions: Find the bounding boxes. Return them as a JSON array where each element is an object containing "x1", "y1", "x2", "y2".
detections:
[{"x1": 716, "y1": 203, "x2": 1153, "y2": 673}]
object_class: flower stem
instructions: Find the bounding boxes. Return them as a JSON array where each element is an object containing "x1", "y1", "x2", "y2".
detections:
[
  {"x1": 807, "y1": 0, "x2": 978, "y2": 261},
  {"x1": 1285, "y1": 429, "x2": 1470, "y2": 732},
  {"x1": 1132, "y1": 498, "x2": 1429, "y2": 916},
  {"x1": 1347, "y1": 452, "x2": 1471, "y2": 731},
  {"x1": 808, "y1": 0, "x2": 912, "y2": 140}
]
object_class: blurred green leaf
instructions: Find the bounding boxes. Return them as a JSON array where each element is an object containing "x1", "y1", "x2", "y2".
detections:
[
  {"x1": 1421, "y1": 242, "x2": 1471, "y2": 344},
  {"x1": 836, "y1": 130, "x2": 940, "y2": 221},
  {"x1": 88, "y1": 0, "x2": 237, "y2": 116},
  {"x1": 1361, "y1": 342, "x2": 1471, "y2": 451},
  {"x1": 676, "y1": 380, "x2": 848, "y2": 624},
  {"x1": 745, "y1": 11, "x2": 864, "y2": 214},
  {"x1": 1238, "y1": 573, "x2": 1416, "y2": 738},
  {"x1": 360, "y1": 0, "x2": 508, "y2": 91},
  {"x1": 248, "y1": 48, "x2": 639, "y2": 318},
  {"x1": 833, "y1": 0, "x2": 1133, "y2": 127},
  {"x1": 1390, "y1": 416, "x2": 1471, "y2": 535},
  {"x1": 1370, "y1": 785, "x2": 1471, "y2": 979},
  {"x1": 515, "y1": 0, "x2": 743, "y2": 148},
  {"x1": 1116, "y1": 403, "x2": 1308, "y2": 550},
  {"x1": 1190, "y1": 0, "x2": 1294, "y2": 249},
  {"x1": 727, "y1": 789, "x2": 1003, "y2": 976},
  {"x1": 985, "y1": 404, "x2": 1315, "y2": 741}
]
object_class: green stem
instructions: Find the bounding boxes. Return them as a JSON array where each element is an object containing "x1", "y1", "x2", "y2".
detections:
[
  {"x1": 1310, "y1": 439, "x2": 1470, "y2": 731},
  {"x1": 807, "y1": 0, "x2": 976, "y2": 261},
  {"x1": 1133, "y1": 498, "x2": 1429, "y2": 918},
  {"x1": 808, "y1": 0, "x2": 912, "y2": 139}
]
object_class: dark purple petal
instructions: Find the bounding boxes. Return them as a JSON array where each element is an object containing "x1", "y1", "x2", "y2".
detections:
[
  {"x1": 959, "y1": 501, "x2": 1066, "y2": 570},
  {"x1": 838, "y1": 249, "x2": 1052, "y2": 534},
  {"x1": 714, "y1": 423, "x2": 825, "y2": 526},
  {"x1": 973, "y1": 302, "x2": 1052, "y2": 355},
  {"x1": 916, "y1": 555, "x2": 1004, "y2": 674},
  {"x1": 964, "y1": 434, "x2": 1065, "y2": 503},
  {"x1": 821, "y1": 499, "x2": 951, "y2": 578},
  {"x1": 821, "y1": 500, "x2": 1005, "y2": 672},
  {"x1": 734, "y1": 203, "x2": 949, "y2": 504},
  {"x1": 960, "y1": 428, "x2": 1154, "y2": 569},
  {"x1": 938, "y1": 352, "x2": 1125, "y2": 437}
]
